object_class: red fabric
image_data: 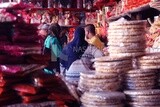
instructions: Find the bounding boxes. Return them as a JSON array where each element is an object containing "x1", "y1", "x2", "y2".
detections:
[
  {"x1": 0, "y1": 64, "x2": 38, "y2": 74},
  {"x1": 22, "y1": 94, "x2": 48, "y2": 103},
  {"x1": 13, "y1": 84, "x2": 40, "y2": 94},
  {"x1": 48, "y1": 93, "x2": 75, "y2": 101},
  {"x1": 0, "y1": 55, "x2": 25, "y2": 64},
  {"x1": 12, "y1": 35, "x2": 40, "y2": 43}
]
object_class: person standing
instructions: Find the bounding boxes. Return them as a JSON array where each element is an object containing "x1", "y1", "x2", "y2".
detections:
[
  {"x1": 60, "y1": 27, "x2": 88, "y2": 73},
  {"x1": 38, "y1": 23, "x2": 50, "y2": 45},
  {"x1": 43, "y1": 23, "x2": 62, "y2": 74}
]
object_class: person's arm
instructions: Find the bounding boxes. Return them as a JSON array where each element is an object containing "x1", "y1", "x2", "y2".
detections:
[
  {"x1": 50, "y1": 38, "x2": 62, "y2": 58},
  {"x1": 59, "y1": 47, "x2": 68, "y2": 68},
  {"x1": 91, "y1": 45, "x2": 104, "y2": 58}
]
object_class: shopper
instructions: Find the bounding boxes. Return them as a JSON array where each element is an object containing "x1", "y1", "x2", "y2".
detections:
[
  {"x1": 84, "y1": 24, "x2": 105, "y2": 50},
  {"x1": 43, "y1": 23, "x2": 62, "y2": 74},
  {"x1": 38, "y1": 23, "x2": 50, "y2": 40},
  {"x1": 81, "y1": 44, "x2": 104, "y2": 70},
  {"x1": 59, "y1": 28, "x2": 68, "y2": 48},
  {"x1": 65, "y1": 44, "x2": 104, "y2": 86},
  {"x1": 60, "y1": 27, "x2": 88, "y2": 73}
]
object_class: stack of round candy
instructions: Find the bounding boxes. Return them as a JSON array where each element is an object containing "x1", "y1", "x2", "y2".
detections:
[
  {"x1": 81, "y1": 91, "x2": 126, "y2": 107},
  {"x1": 158, "y1": 69, "x2": 160, "y2": 88},
  {"x1": 65, "y1": 69, "x2": 80, "y2": 86},
  {"x1": 124, "y1": 89, "x2": 160, "y2": 107},
  {"x1": 108, "y1": 20, "x2": 146, "y2": 57},
  {"x1": 124, "y1": 69, "x2": 158, "y2": 90},
  {"x1": 137, "y1": 52, "x2": 160, "y2": 69},
  {"x1": 94, "y1": 56, "x2": 132, "y2": 74},
  {"x1": 77, "y1": 71, "x2": 120, "y2": 93},
  {"x1": 93, "y1": 56, "x2": 132, "y2": 90}
]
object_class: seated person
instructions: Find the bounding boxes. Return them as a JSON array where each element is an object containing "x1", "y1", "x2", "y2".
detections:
[{"x1": 84, "y1": 24, "x2": 105, "y2": 51}]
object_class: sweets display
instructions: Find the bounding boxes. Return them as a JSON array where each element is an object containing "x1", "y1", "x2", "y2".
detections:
[
  {"x1": 124, "y1": 69, "x2": 158, "y2": 90},
  {"x1": 81, "y1": 91, "x2": 126, "y2": 107},
  {"x1": 137, "y1": 52, "x2": 160, "y2": 69},
  {"x1": 150, "y1": 16, "x2": 160, "y2": 49},
  {"x1": 78, "y1": 71, "x2": 120, "y2": 92},
  {"x1": 124, "y1": 89, "x2": 160, "y2": 107},
  {"x1": 108, "y1": 19, "x2": 147, "y2": 57}
]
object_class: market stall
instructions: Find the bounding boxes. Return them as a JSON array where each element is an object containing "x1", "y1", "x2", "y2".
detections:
[{"x1": 0, "y1": 0, "x2": 160, "y2": 107}]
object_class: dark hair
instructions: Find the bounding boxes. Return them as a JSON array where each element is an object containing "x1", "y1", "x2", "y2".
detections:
[
  {"x1": 48, "y1": 23, "x2": 61, "y2": 37},
  {"x1": 48, "y1": 23, "x2": 62, "y2": 45},
  {"x1": 85, "y1": 24, "x2": 96, "y2": 35}
]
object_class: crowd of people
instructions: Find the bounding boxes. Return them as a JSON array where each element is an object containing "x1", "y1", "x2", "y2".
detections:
[{"x1": 38, "y1": 23, "x2": 107, "y2": 85}]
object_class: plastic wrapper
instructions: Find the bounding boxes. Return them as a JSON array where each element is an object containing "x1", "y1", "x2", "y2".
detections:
[
  {"x1": 33, "y1": 75, "x2": 60, "y2": 85},
  {"x1": 0, "y1": 92, "x2": 21, "y2": 106},
  {"x1": 0, "y1": 44, "x2": 41, "y2": 56},
  {"x1": 48, "y1": 92, "x2": 76, "y2": 102},
  {"x1": 22, "y1": 94, "x2": 48, "y2": 103},
  {"x1": 0, "y1": 79, "x2": 22, "y2": 87},
  {"x1": 0, "y1": 72, "x2": 23, "y2": 79},
  {"x1": 9, "y1": 50, "x2": 41, "y2": 56},
  {"x1": 0, "y1": 88, "x2": 7, "y2": 95},
  {"x1": 0, "y1": 9, "x2": 16, "y2": 22},
  {"x1": 0, "y1": 45, "x2": 41, "y2": 52},
  {"x1": 12, "y1": 35, "x2": 40, "y2": 43},
  {"x1": 13, "y1": 84, "x2": 41, "y2": 95},
  {"x1": 5, "y1": 101, "x2": 66, "y2": 107},
  {"x1": 0, "y1": 98, "x2": 20, "y2": 106},
  {"x1": 33, "y1": 76, "x2": 71, "y2": 90},
  {"x1": 0, "y1": 64, "x2": 38, "y2": 74},
  {"x1": 0, "y1": 55, "x2": 25, "y2": 64}
]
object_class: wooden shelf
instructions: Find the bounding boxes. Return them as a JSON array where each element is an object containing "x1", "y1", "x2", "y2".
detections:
[
  {"x1": 27, "y1": 8, "x2": 58, "y2": 12},
  {"x1": 108, "y1": 3, "x2": 151, "y2": 21},
  {"x1": 94, "y1": 1, "x2": 117, "y2": 8},
  {"x1": 27, "y1": 7, "x2": 96, "y2": 13},
  {"x1": 60, "y1": 25, "x2": 78, "y2": 28},
  {"x1": 58, "y1": 8, "x2": 96, "y2": 12}
]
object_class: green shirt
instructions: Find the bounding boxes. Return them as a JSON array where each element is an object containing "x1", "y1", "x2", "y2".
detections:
[{"x1": 44, "y1": 35, "x2": 62, "y2": 61}]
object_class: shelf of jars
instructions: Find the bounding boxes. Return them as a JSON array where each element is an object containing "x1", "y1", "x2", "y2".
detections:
[
  {"x1": 28, "y1": 7, "x2": 97, "y2": 13},
  {"x1": 94, "y1": 0, "x2": 117, "y2": 9},
  {"x1": 105, "y1": 0, "x2": 160, "y2": 21},
  {"x1": 108, "y1": 3, "x2": 150, "y2": 21}
]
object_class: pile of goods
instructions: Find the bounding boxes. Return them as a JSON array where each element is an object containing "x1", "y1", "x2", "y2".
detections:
[
  {"x1": 137, "y1": 53, "x2": 160, "y2": 88},
  {"x1": 81, "y1": 91, "x2": 126, "y2": 107},
  {"x1": 123, "y1": 0, "x2": 151, "y2": 11},
  {"x1": 94, "y1": 56, "x2": 132, "y2": 89},
  {"x1": 0, "y1": 67, "x2": 42, "y2": 106},
  {"x1": 0, "y1": 72, "x2": 22, "y2": 105},
  {"x1": 108, "y1": 18, "x2": 146, "y2": 57},
  {"x1": 150, "y1": 0, "x2": 160, "y2": 11},
  {"x1": 0, "y1": 2, "x2": 79, "y2": 106},
  {"x1": 124, "y1": 69, "x2": 158, "y2": 90},
  {"x1": 78, "y1": 19, "x2": 160, "y2": 107},
  {"x1": 78, "y1": 71, "x2": 120, "y2": 92},
  {"x1": 0, "y1": 9, "x2": 16, "y2": 22},
  {"x1": 148, "y1": 16, "x2": 160, "y2": 49},
  {"x1": 137, "y1": 53, "x2": 160, "y2": 69},
  {"x1": 78, "y1": 56, "x2": 132, "y2": 106},
  {"x1": 0, "y1": 69, "x2": 78, "y2": 106},
  {"x1": 125, "y1": 89, "x2": 160, "y2": 107}
]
